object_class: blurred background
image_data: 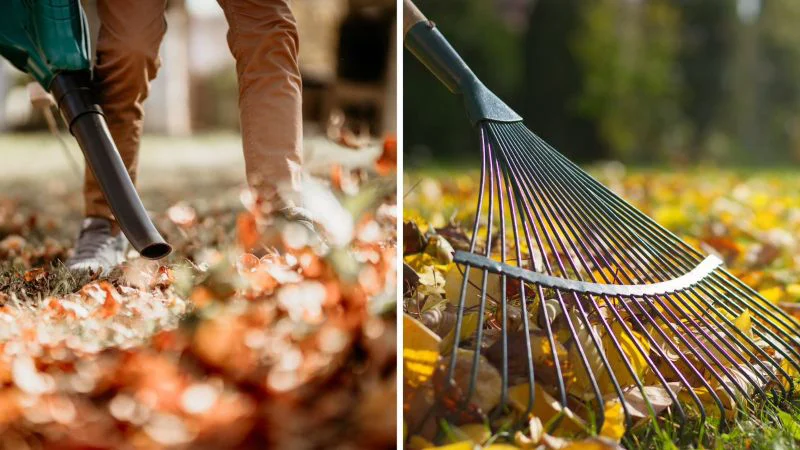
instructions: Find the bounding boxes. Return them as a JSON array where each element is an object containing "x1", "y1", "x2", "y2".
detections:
[
  {"x1": 0, "y1": 0, "x2": 395, "y2": 217},
  {"x1": 0, "y1": 0, "x2": 396, "y2": 247},
  {"x1": 404, "y1": 0, "x2": 800, "y2": 168},
  {"x1": 0, "y1": 0, "x2": 396, "y2": 138}
]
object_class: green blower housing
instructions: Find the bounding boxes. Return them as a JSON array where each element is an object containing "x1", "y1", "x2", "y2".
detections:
[{"x1": 0, "y1": 0, "x2": 171, "y2": 259}]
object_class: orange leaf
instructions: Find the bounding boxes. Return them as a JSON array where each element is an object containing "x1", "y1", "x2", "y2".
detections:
[
  {"x1": 375, "y1": 134, "x2": 397, "y2": 176},
  {"x1": 236, "y1": 212, "x2": 260, "y2": 251},
  {"x1": 23, "y1": 268, "x2": 45, "y2": 283}
]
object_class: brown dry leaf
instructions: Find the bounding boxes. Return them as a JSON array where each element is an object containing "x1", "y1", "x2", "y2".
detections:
[
  {"x1": 85, "y1": 281, "x2": 121, "y2": 319},
  {"x1": 23, "y1": 267, "x2": 46, "y2": 282},
  {"x1": 438, "y1": 348, "x2": 502, "y2": 415},
  {"x1": 608, "y1": 384, "x2": 680, "y2": 419},
  {"x1": 507, "y1": 382, "x2": 588, "y2": 435}
]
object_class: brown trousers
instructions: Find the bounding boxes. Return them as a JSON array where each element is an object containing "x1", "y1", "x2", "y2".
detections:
[{"x1": 87, "y1": 0, "x2": 303, "y2": 220}]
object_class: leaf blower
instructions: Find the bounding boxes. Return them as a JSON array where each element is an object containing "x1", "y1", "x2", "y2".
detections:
[{"x1": 0, "y1": 0, "x2": 171, "y2": 259}]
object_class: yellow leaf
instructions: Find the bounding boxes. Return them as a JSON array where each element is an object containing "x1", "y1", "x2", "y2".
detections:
[
  {"x1": 403, "y1": 314, "x2": 441, "y2": 388},
  {"x1": 444, "y1": 266, "x2": 502, "y2": 308},
  {"x1": 575, "y1": 323, "x2": 651, "y2": 395},
  {"x1": 567, "y1": 313, "x2": 605, "y2": 398},
  {"x1": 601, "y1": 323, "x2": 650, "y2": 389},
  {"x1": 424, "y1": 235, "x2": 455, "y2": 265},
  {"x1": 408, "y1": 436, "x2": 436, "y2": 450},
  {"x1": 531, "y1": 334, "x2": 569, "y2": 366},
  {"x1": 734, "y1": 310, "x2": 752, "y2": 334},
  {"x1": 507, "y1": 382, "x2": 587, "y2": 435},
  {"x1": 599, "y1": 401, "x2": 625, "y2": 442},
  {"x1": 403, "y1": 211, "x2": 430, "y2": 234},
  {"x1": 678, "y1": 386, "x2": 736, "y2": 420},
  {"x1": 405, "y1": 252, "x2": 453, "y2": 276},
  {"x1": 484, "y1": 445, "x2": 520, "y2": 449},
  {"x1": 787, "y1": 284, "x2": 800, "y2": 301},
  {"x1": 781, "y1": 358, "x2": 800, "y2": 393},
  {"x1": 759, "y1": 286, "x2": 783, "y2": 304},
  {"x1": 653, "y1": 206, "x2": 688, "y2": 229},
  {"x1": 440, "y1": 313, "x2": 479, "y2": 353}
]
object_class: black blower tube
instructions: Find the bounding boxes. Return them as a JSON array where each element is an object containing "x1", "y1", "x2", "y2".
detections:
[{"x1": 50, "y1": 71, "x2": 172, "y2": 260}]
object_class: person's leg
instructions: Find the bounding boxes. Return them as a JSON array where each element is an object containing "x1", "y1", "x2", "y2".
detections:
[
  {"x1": 85, "y1": 0, "x2": 168, "y2": 222},
  {"x1": 217, "y1": 0, "x2": 304, "y2": 213},
  {"x1": 69, "y1": 0, "x2": 167, "y2": 273}
]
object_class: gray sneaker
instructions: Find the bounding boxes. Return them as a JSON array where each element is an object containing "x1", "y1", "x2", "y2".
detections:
[{"x1": 66, "y1": 217, "x2": 128, "y2": 274}]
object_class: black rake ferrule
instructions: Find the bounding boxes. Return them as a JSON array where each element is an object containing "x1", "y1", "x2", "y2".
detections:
[
  {"x1": 405, "y1": 21, "x2": 522, "y2": 125},
  {"x1": 454, "y1": 250, "x2": 724, "y2": 297}
]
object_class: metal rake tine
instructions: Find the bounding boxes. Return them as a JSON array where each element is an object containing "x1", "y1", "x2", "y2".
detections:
[
  {"x1": 506, "y1": 124, "x2": 766, "y2": 419},
  {"x1": 491, "y1": 146, "x2": 510, "y2": 417},
  {"x1": 536, "y1": 143, "x2": 775, "y2": 403},
  {"x1": 516, "y1": 136, "x2": 735, "y2": 422},
  {"x1": 493, "y1": 126, "x2": 609, "y2": 426},
  {"x1": 516, "y1": 172, "x2": 703, "y2": 424},
  {"x1": 463, "y1": 137, "x2": 498, "y2": 406},
  {"x1": 689, "y1": 283, "x2": 788, "y2": 394},
  {"x1": 547, "y1": 142, "x2": 800, "y2": 339},
  {"x1": 534, "y1": 137, "x2": 800, "y2": 390},
  {"x1": 500, "y1": 122, "x2": 736, "y2": 428},
  {"x1": 493, "y1": 125, "x2": 652, "y2": 428},
  {"x1": 447, "y1": 129, "x2": 490, "y2": 384},
  {"x1": 492, "y1": 124, "x2": 653, "y2": 430},
  {"x1": 499, "y1": 124, "x2": 728, "y2": 419},
  {"x1": 587, "y1": 186, "x2": 800, "y2": 392},
  {"x1": 488, "y1": 132, "x2": 572, "y2": 426},
  {"x1": 500, "y1": 155, "x2": 536, "y2": 417}
]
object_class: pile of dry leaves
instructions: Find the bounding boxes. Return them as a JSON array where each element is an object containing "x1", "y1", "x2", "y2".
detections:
[{"x1": 0, "y1": 139, "x2": 397, "y2": 449}]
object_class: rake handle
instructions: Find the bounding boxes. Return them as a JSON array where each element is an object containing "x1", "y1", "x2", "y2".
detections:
[
  {"x1": 403, "y1": 0, "x2": 427, "y2": 35},
  {"x1": 402, "y1": 0, "x2": 521, "y2": 124},
  {"x1": 402, "y1": 0, "x2": 468, "y2": 95}
]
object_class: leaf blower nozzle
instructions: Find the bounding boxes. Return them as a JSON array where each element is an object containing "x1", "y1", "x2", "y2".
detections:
[{"x1": 50, "y1": 71, "x2": 172, "y2": 260}]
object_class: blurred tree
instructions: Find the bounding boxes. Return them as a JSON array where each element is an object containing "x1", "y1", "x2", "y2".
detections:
[
  {"x1": 573, "y1": 0, "x2": 685, "y2": 163},
  {"x1": 753, "y1": 0, "x2": 800, "y2": 163},
  {"x1": 723, "y1": 0, "x2": 800, "y2": 164},
  {"x1": 522, "y1": 0, "x2": 604, "y2": 162},
  {"x1": 677, "y1": 0, "x2": 737, "y2": 161},
  {"x1": 403, "y1": 0, "x2": 521, "y2": 167},
  {"x1": 404, "y1": 0, "x2": 800, "y2": 167}
]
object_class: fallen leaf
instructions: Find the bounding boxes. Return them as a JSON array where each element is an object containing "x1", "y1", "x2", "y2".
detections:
[{"x1": 598, "y1": 401, "x2": 625, "y2": 442}]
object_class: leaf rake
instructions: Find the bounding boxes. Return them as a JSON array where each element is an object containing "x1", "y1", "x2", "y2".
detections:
[{"x1": 403, "y1": 0, "x2": 800, "y2": 438}]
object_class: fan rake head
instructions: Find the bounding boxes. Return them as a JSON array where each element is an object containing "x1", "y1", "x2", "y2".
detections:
[
  {"x1": 434, "y1": 120, "x2": 800, "y2": 434},
  {"x1": 402, "y1": 0, "x2": 800, "y2": 439}
]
